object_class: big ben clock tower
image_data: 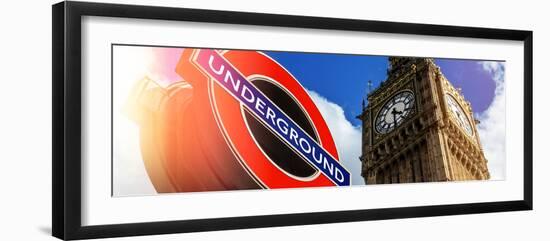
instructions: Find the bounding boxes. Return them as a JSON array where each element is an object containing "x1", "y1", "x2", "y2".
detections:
[{"x1": 358, "y1": 57, "x2": 490, "y2": 184}]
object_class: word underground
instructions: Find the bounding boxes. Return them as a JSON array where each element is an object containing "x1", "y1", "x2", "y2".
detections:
[{"x1": 195, "y1": 49, "x2": 351, "y2": 186}]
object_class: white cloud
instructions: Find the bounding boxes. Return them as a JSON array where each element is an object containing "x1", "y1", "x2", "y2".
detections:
[
  {"x1": 476, "y1": 62, "x2": 506, "y2": 180},
  {"x1": 307, "y1": 91, "x2": 365, "y2": 185}
]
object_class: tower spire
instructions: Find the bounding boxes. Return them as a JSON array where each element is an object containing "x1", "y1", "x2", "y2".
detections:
[
  {"x1": 363, "y1": 80, "x2": 373, "y2": 110},
  {"x1": 368, "y1": 80, "x2": 373, "y2": 94}
]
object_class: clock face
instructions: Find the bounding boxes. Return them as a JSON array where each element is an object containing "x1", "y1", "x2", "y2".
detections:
[
  {"x1": 445, "y1": 94, "x2": 473, "y2": 136},
  {"x1": 374, "y1": 91, "x2": 415, "y2": 134}
]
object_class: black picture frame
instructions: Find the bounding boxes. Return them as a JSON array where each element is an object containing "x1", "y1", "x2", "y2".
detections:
[{"x1": 52, "y1": 1, "x2": 533, "y2": 240}]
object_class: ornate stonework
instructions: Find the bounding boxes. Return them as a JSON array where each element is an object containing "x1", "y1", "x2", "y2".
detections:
[{"x1": 357, "y1": 57, "x2": 490, "y2": 184}]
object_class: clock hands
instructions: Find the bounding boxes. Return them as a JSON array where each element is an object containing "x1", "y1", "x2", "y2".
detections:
[{"x1": 391, "y1": 107, "x2": 403, "y2": 127}]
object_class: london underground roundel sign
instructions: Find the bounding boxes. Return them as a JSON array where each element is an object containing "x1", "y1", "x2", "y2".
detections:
[{"x1": 138, "y1": 48, "x2": 351, "y2": 192}]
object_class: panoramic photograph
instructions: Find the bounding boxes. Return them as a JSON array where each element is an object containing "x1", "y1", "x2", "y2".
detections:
[{"x1": 111, "y1": 46, "x2": 505, "y2": 196}]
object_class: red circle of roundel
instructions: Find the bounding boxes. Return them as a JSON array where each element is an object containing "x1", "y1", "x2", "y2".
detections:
[{"x1": 208, "y1": 50, "x2": 340, "y2": 189}]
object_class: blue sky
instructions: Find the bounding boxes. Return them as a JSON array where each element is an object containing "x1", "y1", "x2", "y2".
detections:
[
  {"x1": 266, "y1": 51, "x2": 387, "y2": 126},
  {"x1": 265, "y1": 51, "x2": 497, "y2": 126}
]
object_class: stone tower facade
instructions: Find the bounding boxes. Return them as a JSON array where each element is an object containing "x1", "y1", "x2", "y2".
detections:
[{"x1": 357, "y1": 57, "x2": 490, "y2": 184}]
